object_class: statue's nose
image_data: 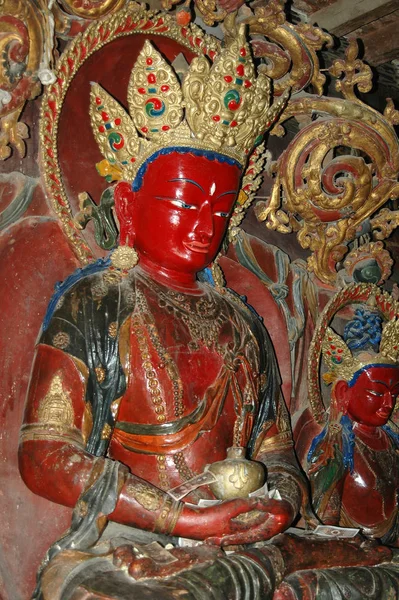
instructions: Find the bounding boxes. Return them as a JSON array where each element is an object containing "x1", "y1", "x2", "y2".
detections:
[
  {"x1": 195, "y1": 202, "x2": 214, "y2": 239},
  {"x1": 383, "y1": 392, "x2": 394, "y2": 411}
]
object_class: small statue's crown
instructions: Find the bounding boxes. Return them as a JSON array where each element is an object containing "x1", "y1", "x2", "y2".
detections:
[
  {"x1": 90, "y1": 22, "x2": 288, "y2": 183},
  {"x1": 322, "y1": 306, "x2": 399, "y2": 384}
]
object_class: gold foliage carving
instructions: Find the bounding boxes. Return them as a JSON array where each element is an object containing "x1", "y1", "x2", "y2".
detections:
[
  {"x1": 243, "y1": 0, "x2": 333, "y2": 97},
  {"x1": 0, "y1": 0, "x2": 46, "y2": 159},
  {"x1": 371, "y1": 208, "x2": 399, "y2": 241},
  {"x1": 256, "y1": 40, "x2": 399, "y2": 284}
]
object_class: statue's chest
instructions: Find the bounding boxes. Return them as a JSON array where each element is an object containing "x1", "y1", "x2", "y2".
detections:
[
  {"x1": 109, "y1": 281, "x2": 260, "y2": 491},
  {"x1": 342, "y1": 440, "x2": 399, "y2": 526},
  {"x1": 117, "y1": 284, "x2": 252, "y2": 426}
]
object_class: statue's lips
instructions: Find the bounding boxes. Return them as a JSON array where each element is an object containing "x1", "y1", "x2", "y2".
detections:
[
  {"x1": 376, "y1": 408, "x2": 392, "y2": 418},
  {"x1": 183, "y1": 240, "x2": 211, "y2": 254}
]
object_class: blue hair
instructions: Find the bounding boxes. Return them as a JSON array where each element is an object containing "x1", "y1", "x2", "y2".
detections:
[
  {"x1": 343, "y1": 307, "x2": 382, "y2": 353},
  {"x1": 132, "y1": 147, "x2": 242, "y2": 192}
]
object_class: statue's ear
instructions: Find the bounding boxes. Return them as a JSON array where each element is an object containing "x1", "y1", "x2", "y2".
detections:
[
  {"x1": 333, "y1": 379, "x2": 350, "y2": 415},
  {"x1": 114, "y1": 182, "x2": 136, "y2": 246}
]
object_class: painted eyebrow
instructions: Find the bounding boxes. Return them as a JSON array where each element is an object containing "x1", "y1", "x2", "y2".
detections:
[
  {"x1": 216, "y1": 190, "x2": 237, "y2": 199},
  {"x1": 368, "y1": 379, "x2": 389, "y2": 386},
  {"x1": 168, "y1": 178, "x2": 205, "y2": 193}
]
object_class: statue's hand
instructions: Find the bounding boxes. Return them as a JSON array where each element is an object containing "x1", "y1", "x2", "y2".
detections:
[{"x1": 204, "y1": 497, "x2": 294, "y2": 546}]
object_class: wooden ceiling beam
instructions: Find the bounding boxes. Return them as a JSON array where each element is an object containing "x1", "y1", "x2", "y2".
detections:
[
  {"x1": 353, "y1": 10, "x2": 399, "y2": 65},
  {"x1": 309, "y1": 0, "x2": 399, "y2": 36}
]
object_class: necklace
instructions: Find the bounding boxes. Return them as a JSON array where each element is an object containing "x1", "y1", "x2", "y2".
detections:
[{"x1": 140, "y1": 272, "x2": 226, "y2": 348}]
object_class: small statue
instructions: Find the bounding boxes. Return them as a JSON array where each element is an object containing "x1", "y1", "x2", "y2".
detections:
[
  {"x1": 307, "y1": 300, "x2": 399, "y2": 543},
  {"x1": 19, "y1": 17, "x2": 306, "y2": 596}
]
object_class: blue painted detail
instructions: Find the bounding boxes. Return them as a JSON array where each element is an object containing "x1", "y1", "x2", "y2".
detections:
[
  {"x1": 348, "y1": 362, "x2": 399, "y2": 386},
  {"x1": 307, "y1": 414, "x2": 355, "y2": 473},
  {"x1": 239, "y1": 57, "x2": 245, "y2": 63},
  {"x1": 132, "y1": 147, "x2": 242, "y2": 191},
  {"x1": 222, "y1": 120, "x2": 229, "y2": 125},
  {"x1": 43, "y1": 256, "x2": 112, "y2": 332},
  {"x1": 383, "y1": 423, "x2": 399, "y2": 448},
  {"x1": 150, "y1": 128, "x2": 159, "y2": 133},
  {"x1": 148, "y1": 87, "x2": 157, "y2": 93},
  {"x1": 198, "y1": 267, "x2": 215, "y2": 286},
  {"x1": 307, "y1": 427, "x2": 328, "y2": 464},
  {"x1": 105, "y1": 122, "x2": 112, "y2": 130},
  {"x1": 341, "y1": 414, "x2": 355, "y2": 472},
  {"x1": 235, "y1": 78, "x2": 243, "y2": 86}
]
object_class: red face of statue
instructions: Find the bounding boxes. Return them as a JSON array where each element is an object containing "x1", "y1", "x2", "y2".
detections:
[
  {"x1": 115, "y1": 152, "x2": 242, "y2": 281},
  {"x1": 340, "y1": 366, "x2": 399, "y2": 427}
]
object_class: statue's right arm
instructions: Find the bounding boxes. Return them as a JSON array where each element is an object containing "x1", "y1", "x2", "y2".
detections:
[{"x1": 18, "y1": 342, "x2": 265, "y2": 541}]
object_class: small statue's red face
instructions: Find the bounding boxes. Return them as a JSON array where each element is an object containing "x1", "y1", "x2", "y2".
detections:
[
  {"x1": 344, "y1": 366, "x2": 399, "y2": 427},
  {"x1": 118, "y1": 152, "x2": 241, "y2": 275}
]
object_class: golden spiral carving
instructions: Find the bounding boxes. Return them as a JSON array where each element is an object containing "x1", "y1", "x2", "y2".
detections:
[
  {"x1": 245, "y1": 1, "x2": 333, "y2": 96},
  {"x1": 256, "y1": 50, "x2": 399, "y2": 285}
]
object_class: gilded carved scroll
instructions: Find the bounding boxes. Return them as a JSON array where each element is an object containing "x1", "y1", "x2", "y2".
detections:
[{"x1": 255, "y1": 40, "x2": 399, "y2": 284}]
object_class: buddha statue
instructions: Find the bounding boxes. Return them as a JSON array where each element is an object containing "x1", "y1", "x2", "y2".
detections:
[
  {"x1": 18, "y1": 20, "x2": 307, "y2": 597},
  {"x1": 307, "y1": 303, "x2": 399, "y2": 543}
]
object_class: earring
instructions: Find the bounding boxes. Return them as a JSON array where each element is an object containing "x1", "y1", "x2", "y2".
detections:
[{"x1": 110, "y1": 245, "x2": 139, "y2": 271}]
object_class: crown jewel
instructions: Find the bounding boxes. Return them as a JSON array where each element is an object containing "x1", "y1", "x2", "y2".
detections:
[
  {"x1": 322, "y1": 308, "x2": 399, "y2": 384},
  {"x1": 90, "y1": 21, "x2": 288, "y2": 183}
]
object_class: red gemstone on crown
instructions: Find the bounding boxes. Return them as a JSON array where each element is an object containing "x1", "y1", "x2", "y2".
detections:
[
  {"x1": 162, "y1": 125, "x2": 170, "y2": 131},
  {"x1": 99, "y1": 125, "x2": 105, "y2": 133},
  {"x1": 130, "y1": 157, "x2": 136, "y2": 163},
  {"x1": 236, "y1": 65, "x2": 244, "y2": 76},
  {"x1": 101, "y1": 111, "x2": 109, "y2": 121},
  {"x1": 161, "y1": 85, "x2": 170, "y2": 92},
  {"x1": 231, "y1": 120, "x2": 238, "y2": 127},
  {"x1": 115, "y1": 118, "x2": 121, "y2": 126},
  {"x1": 138, "y1": 87, "x2": 146, "y2": 94},
  {"x1": 337, "y1": 348, "x2": 343, "y2": 353},
  {"x1": 147, "y1": 73, "x2": 156, "y2": 84},
  {"x1": 95, "y1": 97, "x2": 102, "y2": 105},
  {"x1": 212, "y1": 115, "x2": 221, "y2": 122},
  {"x1": 240, "y1": 48, "x2": 246, "y2": 57},
  {"x1": 331, "y1": 345, "x2": 336, "y2": 350},
  {"x1": 224, "y1": 75, "x2": 233, "y2": 83},
  {"x1": 146, "y1": 57, "x2": 153, "y2": 65},
  {"x1": 244, "y1": 80, "x2": 252, "y2": 88},
  {"x1": 141, "y1": 127, "x2": 148, "y2": 133}
]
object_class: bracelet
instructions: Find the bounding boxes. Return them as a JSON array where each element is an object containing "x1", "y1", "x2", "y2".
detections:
[{"x1": 154, "y1": 496, "x2": 183, "y2": 535}]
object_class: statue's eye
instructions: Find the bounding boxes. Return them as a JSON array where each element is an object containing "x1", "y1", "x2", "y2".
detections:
[
  {"x1": 170, "y1": 199, "x2": 196, "y2": 210},
  {"x1": 214, "y1": 211, "x2": 230, "y2": 218}
]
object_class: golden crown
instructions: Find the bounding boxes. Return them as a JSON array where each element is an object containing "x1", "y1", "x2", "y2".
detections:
[
  {"x1": 89, "y1": 21, "x2": 288, "y2": 184},
  {"x1": 322, "y1": 318, "x2": 399, "y2": 384}
]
